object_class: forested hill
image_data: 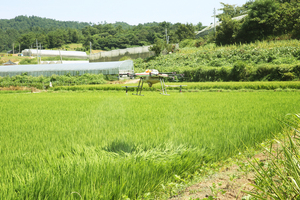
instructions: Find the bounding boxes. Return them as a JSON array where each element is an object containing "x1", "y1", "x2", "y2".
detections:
[
  {"x1": 0, "y1": 14, "x2": 201, "y2": 53},
  {"x1": 0, "y1": 15, "x2": 90, "y2": 31}
]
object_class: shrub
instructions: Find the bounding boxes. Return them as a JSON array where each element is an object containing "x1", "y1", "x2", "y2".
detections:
[
  {"x1": 119, "y1": 56, "x2": 132, "y2": 61},
  {"x1": 282, "y1": 72, "x2": 295, "y2": 81},
  {"x1": 230, "y1": 61, "x2": 249, "y2": 81},
  {"x1": 179, "y1": 39, "x2": 196, "y2": 48},
  {"x1": 19, "y1": 58, "x2": 38, "y2": 65}
]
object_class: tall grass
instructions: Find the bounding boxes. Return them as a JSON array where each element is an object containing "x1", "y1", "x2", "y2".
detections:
[
  {"x1": 245, "y1": 113, "x2": 300, "y2": 199},
  {"x1": 1, "y1": 91, "x2": 300, "y2": 199}
]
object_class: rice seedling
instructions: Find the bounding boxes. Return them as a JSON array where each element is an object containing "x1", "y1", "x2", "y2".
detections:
[
  {"x1": 0, "y1": 91, "x2": 300, "y2": 199},
  {"x1": 53, "y1": 81, "x2": 300, "y2": 92}
]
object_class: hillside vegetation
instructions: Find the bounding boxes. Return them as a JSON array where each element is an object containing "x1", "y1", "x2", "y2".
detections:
[
  {"x1": 215, "y1": 0, "x2": 300, "y2": 45},
  {"x1": 135, "y1": 39, "x2": 300, "y2": 82}
]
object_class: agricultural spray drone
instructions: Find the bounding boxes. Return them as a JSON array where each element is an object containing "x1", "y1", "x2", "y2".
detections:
[{"x1": 120, "y1": 69, "x2": 186, "y2": 96}]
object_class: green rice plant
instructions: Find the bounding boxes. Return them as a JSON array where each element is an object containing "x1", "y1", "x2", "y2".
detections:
[
  {"x1": 52, "y1": 81, "x2": 300, "y2": 92},
  {"x1": 1, "y1": 91, "x2": 300, "y2": 199},
  {"x1": 244, "y1": 113, "x2": 300, "y2": 199}
]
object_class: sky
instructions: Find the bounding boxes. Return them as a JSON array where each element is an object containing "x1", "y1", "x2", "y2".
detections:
[{"x1": 1, "y1": 0, "x2": 248, "y2": 26}]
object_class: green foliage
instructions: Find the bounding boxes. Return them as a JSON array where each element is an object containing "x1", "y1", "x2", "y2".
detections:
[
  {"x1": 271, "y1": 2, "x2": 300, "y2": 36},
  {"x1": 194, "y1": 22, "x2": 204, "y2": 31},
  {"x1": 175, "y1": 23, "x2": 195, "y2": 41},
  {"x1": 0, "y1": 16, "x2": 88, "y2": 52},
  {"x1": 216, "y1": 16, "x2": 240, "y2": 45},
  {"x1": 237, "y1": 0, "x2": 280, "y2": 42},
  {"x1": 1, "y1": 91, "x2": 300, "y2": 199},
  {"x1": 0, "y1": 73, "x2": 106, "y2": 89},
  {"x1": 216, "y1": 0, "x2": 300, "y2": 44},
  {"x1": 40, "y1": 56, "x2": 85, "y2": 61},
  {"x1": 119, "y1": 56, "x2": 132, "y2": 61},
  {"x1": 149, "y1": 39, "x2": 175, "y2": 56},
  {"x1": 245, "y1": 113, "x2": 300, "y2": 199},
  {"x1": 179, "y1": 39, "x2": 197, "y2": 48},
  {"x1": 0, "y1": 16, "x2": 204, "y2": 53},
  {"x1": 149, "y1": 39, "x2": 165, "y2": 55},
  {"x1": 217, "y1": 2, "x2": 251, "y2": 21},
  {"x1": 231, "y1": 61, "x2": 250, "y2": 81},
  {"x1": 19, "y1": 58, "x2": 38, "y2": 65},
  {"x1": 135, "y1": 40, "x2": 300, "y2": 82}
]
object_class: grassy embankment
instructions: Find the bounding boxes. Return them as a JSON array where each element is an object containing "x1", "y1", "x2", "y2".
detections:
[
  {"x1": 134, "y1": 40, "x2": 300, "y2": 82},
  {"x1": 1, "y1": 91, "x2": 300, "y2": 199}
]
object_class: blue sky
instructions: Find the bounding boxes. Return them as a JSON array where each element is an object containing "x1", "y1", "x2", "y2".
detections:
[{"x1": 1, "y1": 0, "x2": 247, "y2": 26}]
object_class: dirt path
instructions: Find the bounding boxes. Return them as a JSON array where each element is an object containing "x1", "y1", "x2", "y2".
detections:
[
  {"x1": 124, "y1": 79, "x2": 140, "y2": 84},
  {"x1": 169, "y1": 151, "x2": 269, "y2": 200}
]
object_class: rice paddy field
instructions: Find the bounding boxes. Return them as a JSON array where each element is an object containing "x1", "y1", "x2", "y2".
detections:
[{"x1": 1, "y1": 90, "x2": 300, "y2": 199}]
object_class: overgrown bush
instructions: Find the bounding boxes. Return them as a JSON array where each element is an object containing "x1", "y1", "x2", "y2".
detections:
[
  {"x1": 134, "y1": 40, "x2": 300, "y2": 82},
  {"x1": 179, "y1": 39, "x2": 196, "y2": 48},
  {"x1": 0, "y1": 73, "x2": 106, "y2": 89},
  {"x1": 19, "y1": 58, "x2": 38, "y2": 65}
]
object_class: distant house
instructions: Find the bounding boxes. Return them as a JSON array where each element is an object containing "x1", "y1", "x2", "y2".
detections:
[{"x1": 3, "y1": 60, "x2": 17, "y2": 65}]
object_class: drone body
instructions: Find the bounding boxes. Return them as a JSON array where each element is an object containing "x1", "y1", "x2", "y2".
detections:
[{"x1": 121, "y1": 69, "x2": 185, "y2": 96}]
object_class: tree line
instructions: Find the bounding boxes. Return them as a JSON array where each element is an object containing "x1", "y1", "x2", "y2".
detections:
[
  {"x1": 0, "y1": 15, "x2": 204, "y2": 53},
  {"x1": 215, "y1": 0, "x2": 300, "y2": 46}
]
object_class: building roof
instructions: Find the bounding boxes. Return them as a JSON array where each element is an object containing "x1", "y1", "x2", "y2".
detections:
[{"x1": 3, "y1": 60, "x2": 17, "y2": 65}]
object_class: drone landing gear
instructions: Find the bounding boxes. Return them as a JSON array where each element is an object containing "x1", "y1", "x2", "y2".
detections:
[
  {"x1": 160, "y1": 78, "x2": 169, "y2": 96},
  {"x1": 132, "y1": 78, "x2": 144, "y2": 96}
]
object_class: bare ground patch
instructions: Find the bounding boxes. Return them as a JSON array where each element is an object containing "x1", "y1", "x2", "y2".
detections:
[{"x1": 169, "y1": 150, "x2": 272, "y2": 200}]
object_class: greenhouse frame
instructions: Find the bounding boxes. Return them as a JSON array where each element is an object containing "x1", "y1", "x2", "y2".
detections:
[
  {"x1": 22, "y1": 49, "x2": 88, "y2": 59},
  {"x1": 0, "y1": 60, "x2": 134, "y2": 77}
]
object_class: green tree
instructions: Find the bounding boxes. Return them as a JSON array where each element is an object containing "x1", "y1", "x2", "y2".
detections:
[
  {"x1": 194, "y1": 22, "x2": 204, "y2": 31},
  {"x1": 236, "y1": 0, "x2": 279, "y2": 43},
  {"x1": 175, "y1": 23, "x2": 195, "y2": 41},
  {"x1": 216, "y1": 16, "x2": 240, "y2": 45},
  {"x1": 149, "y1": 39, "x2": 165, "y2": 56},
  {"x1": 270, "y1": 2, "x2": 300, "y2": 36},
  {"x1": 18, "y1": 32, "x2": 36, "y2": 50},
  {"x1": 217, "y1": 2, "x2": 251, "y2": 21}
]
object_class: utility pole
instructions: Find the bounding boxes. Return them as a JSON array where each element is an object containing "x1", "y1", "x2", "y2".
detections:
[
  {"x1": 19, "y1": 44, "x2": 20, "y2": 54},
  {"x1": 12, "y1": 43, "x2": 14, "y2": 54},
  {"x1": 90, "y1": 41, "x2": 92, "y2": 55},
  {"x1": 165, "y1": 28, "x2": 168, "y2": 44},
  {"x1": 39, "y1": 43, "x2": 42, "y2": 63},
  {"x1": 59, "y1": 49, "x2": 62, "y2": 63},
  {"x1": 214, "y1": 8, "x2": 216, "y2": 39},
  {"x1": 36, "y1": 39, "x2": 38, "y2": 64}
]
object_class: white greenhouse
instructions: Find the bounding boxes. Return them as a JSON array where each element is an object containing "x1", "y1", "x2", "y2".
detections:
[
  {"x1": 22, "y1": 49, "x2": 88, "y2": 59},
  {"x1": 0, "y1": 60, "x2": 133, "y2": 77}
]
